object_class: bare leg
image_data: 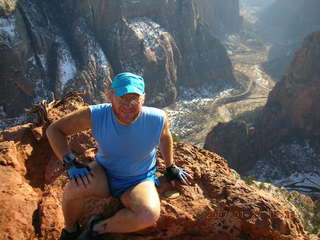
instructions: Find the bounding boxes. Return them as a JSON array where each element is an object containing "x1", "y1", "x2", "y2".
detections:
[
  {"x1": 62, "y1": 196, "x2": 84, "y2": 232},
  {"x1": 93, "y1": 180, "x2": 160, "y2": 233},
  {"x1": 62, "y1": 161, "x2": 111, "y2": 232}
]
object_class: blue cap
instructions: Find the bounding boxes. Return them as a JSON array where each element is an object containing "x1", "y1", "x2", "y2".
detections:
[{"x1": 111, "y1": 72, "x2": 145, "y2": 96}]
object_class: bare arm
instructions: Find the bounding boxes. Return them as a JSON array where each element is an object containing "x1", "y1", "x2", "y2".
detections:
[
  {"x1": 159, "y1": 114, "x2": 174, "y2": 168},
  {"x1": 159, "y1": 113, "x2": 193, "y2": 186},
  {"x1": 46, "y1": 106, "x2": 92, "y2": 161}
]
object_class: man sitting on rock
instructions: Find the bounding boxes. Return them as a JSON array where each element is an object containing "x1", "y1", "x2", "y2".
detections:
[{"x1": 46, "y1": 72, "x2": 192, "y2": 240}]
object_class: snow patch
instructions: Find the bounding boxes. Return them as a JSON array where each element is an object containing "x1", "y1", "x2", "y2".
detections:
[
  {"x1": 164, "y1": 85, "x2": 234, "y2": 140},
  {"x1": 0, "y1": 16, "x2": 16, "y2": 43},
  {"x1": 120, "y1": 59, "x2": 143, "y2": 76},
  {"x1": 253, "y1": 64, "x2": 271, "y2": 90},
  {"x1": 248, "y1": 140, "x2": 320, "y2": 196},
  {"x1": 56, "y1": 38, "x2": 77, "y2": 89},
  {"x1": 117, "y1": 17, "x2": 167, "y2": 76},
  {"x1": 38, "y1": 54, "x2": 47, "y2": 70},
  {"x1": 27, "y1": 56, "x2": 36, "y2": 65},
  {"x1": 95, "y1": 48, "x2": 109, "y2": 67},
  {"x1": 274, "y1": 172, "x2": 320, "y2": 192},
  {"x1": 25, "y1": 55, "x2": 49, "y2": 105},
  {"x1": 129, "y1": 17, "x2": 165, "y2": 51}
]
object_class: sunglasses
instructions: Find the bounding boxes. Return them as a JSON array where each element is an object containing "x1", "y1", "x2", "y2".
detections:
[{"x1": 116, "y1": 96, "x2": 143, "y2": 107}]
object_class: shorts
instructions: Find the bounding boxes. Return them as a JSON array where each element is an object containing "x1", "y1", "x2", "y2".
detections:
[{"x1": 100, "y1": 165, "x2": 160, "y2": 198}]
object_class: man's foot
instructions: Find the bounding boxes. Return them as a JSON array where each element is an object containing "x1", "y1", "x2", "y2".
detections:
[
  {"x1": 59, "y1": 225, "x2": 81, "y2": 240},
  {"x1": 76, "y1": 215, "x2": 104, "y2": 240}
]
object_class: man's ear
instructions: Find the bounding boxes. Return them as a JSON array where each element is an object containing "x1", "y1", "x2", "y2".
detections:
[{"x1": 141, "y1": 94, "x2": 146, "y2": 104}]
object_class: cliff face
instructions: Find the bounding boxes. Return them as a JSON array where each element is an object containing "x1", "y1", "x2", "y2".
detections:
[
  {"x1": 0, "y1": 94, "x2": 312, "y2": 240},
  {"x1": 259, "y1": 0, "x2": 320, "y2": 41},
  {"x1": 198, "y1": 0, "x2": 242, "y2": 36},
  {"x1": 204, "y1": 32, "x2": 320, "y2": 196},
  {"x1": 0, "y1": 0, "x2": 239, "y2": 117},
  {"x1": 259, "y1": 0, "x2": 320, "y2": 80},
  {"x1": 259, "y1": 32, "x2": 320, "y2": 146},
  {"x1": 204, "y1": 121, "x2": 256, "y2": 173},
  {"x1": 249, "y1": 32, "x2": 320, "y2": 195},
  {"x1": 0, "y1": 0, "x2": 112, "y2": 117}
]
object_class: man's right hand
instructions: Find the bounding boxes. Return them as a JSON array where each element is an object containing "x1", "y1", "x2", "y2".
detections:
[
  {"x1": 67, "y1": 161, "x2": 91, "y2": 179},
  {"x1": 63, "y1": 153, "x2": 92, "y2": 187},
  {"x1": 67, "y1": 161, "x2": 92, "y2": 187}
]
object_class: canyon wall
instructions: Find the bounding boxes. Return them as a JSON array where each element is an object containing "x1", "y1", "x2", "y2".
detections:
[
  {"x1": 205, "y1": 32, "x2": 320, "y2": 174},
  {"x1": 259, "y1": 32, "x2": 320, "y2": 149},
  {"x1": 0, "y1": 0, "x2": 241, "y2": 118},
  {"x1": 197, "y1": 0, "x2": 242, "y2": 36},
  {"x1": 259, "y1": 0, "x2": 320, "y2": 80}
]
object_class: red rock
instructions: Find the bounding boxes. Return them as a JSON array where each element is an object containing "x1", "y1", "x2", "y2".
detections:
[
  {"x1": 0, "y1": 94, "x2": 313, "y2": 239},
  {"x1": 258, "y1": 32, "x2": 320, "y2": 153},
  {"x1": 0, "y1": 166, "x2": 39, "y2": 239}
]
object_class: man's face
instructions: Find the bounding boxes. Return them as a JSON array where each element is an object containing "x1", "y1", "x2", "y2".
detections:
[{"x1": 110, "y1": 92, "x2": 144, "y2": 125}]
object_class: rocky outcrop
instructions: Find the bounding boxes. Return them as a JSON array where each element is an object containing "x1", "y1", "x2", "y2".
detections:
[
  {"x1": 0, "y1": 93, "x2": 313, "y2": 240},
  {"x1": 0, "y1": 0, "x2": 238, "y2": 118},
  {"x1": 65, "y1": 17, "x2": 112, "y2": 104},
  {"x1": 105, "y1": 17, "x2": 180, "y2": 107},
  {"x1": 258, "y1": 32, "x2": 320, "y2": 149},
  {"x1": 204, "y1": 121, "x2": 256, "y2": 173}
]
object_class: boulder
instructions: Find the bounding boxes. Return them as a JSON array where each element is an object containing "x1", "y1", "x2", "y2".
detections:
[{"x1": 0, "y1": 166, "x2": 39, "y2": 239}]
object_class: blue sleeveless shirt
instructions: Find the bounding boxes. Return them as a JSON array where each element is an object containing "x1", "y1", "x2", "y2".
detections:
[{"x1": 89, "y1": 104, "x2": 165, "y2": 178}]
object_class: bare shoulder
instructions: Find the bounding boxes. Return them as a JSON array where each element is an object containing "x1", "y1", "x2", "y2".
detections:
[
  {"x1": 48, "y1": 106, "x2": 92, "y2": 136},
  {"x1": 161, "y1": 112, "x2": 171, "y2": 138}
]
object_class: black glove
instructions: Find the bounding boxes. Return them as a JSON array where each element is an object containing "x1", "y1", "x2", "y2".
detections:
[
  {"x1": 165, "y1": 165, "x2": 189, "y2": 182},
  {"x1": 63, "y1": 153, "x2": 91, "y2": 179}
]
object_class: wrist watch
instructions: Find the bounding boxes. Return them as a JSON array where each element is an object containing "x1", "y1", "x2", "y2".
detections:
[{"x1": 63, "y1": 153, "x2": 76, "y2": 169}]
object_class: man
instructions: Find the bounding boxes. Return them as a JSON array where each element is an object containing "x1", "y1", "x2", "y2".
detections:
[{"x1": 46, "y1": 72, "x2": 192, "y2": 240}]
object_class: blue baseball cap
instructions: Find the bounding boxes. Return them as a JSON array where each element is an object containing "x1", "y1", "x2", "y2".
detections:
[{"x1": 111, "y1": 72, "x2": 145, "y2": 96}]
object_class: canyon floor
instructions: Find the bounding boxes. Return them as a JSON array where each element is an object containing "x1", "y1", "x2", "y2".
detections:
[{"x1": 165, "y1": 32, "x2": 276, "y2": 147}]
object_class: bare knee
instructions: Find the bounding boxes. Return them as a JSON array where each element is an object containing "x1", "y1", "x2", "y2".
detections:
[{"x1": 136, "y1": 205, "x2": 160, "y2": 228}]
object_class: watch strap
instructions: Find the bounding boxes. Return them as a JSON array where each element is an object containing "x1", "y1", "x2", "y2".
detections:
[{"x1": 63, "y1": 153, "x2": 76, "y2": 169}]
